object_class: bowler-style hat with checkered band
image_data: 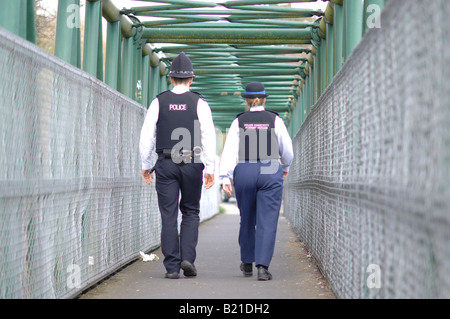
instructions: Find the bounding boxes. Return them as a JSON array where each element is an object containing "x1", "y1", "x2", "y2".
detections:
[{"x1": 168, "y1": 52, "x2": 196, "y2": 79}]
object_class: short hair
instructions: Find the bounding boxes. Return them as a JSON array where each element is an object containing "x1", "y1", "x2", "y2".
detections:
[{"x1": 171, "y1": 77, "x2": 192, "y2": 85}]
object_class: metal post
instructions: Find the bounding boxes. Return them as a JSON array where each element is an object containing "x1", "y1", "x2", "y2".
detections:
[
  {"x1": 160, "y1": 75, "x2": 168, "y2": 93},
  {"x1": 142, "y1": 44, "x2": 153, "y2": 108},
  {"x1": 55, "y1": 0, "x2": 81, "y2": 67},
  {"x1": 135, "y1": 43, "x2": 143, "y2": 104},
  {"x1": 105, "y1": 21, "x2": 121, "y2": 90},
  {"x1": 26, "y1": 0, "x2": 36, "y2": 43},
  {"x1": 121, "y1": 36, "x2": 134, "y2": 98},
  {"x1": 149, "y1": 65, "x2": 160, "y2": 101},
  {"x1": 325, "y1": 2, "x2": 335, "y2": 86},
  {"x1": 83, "y1": 0, "x2": 102, "y2": 78},
  {"x1": 333, "y1": 0, "x2": 344, "y2": 74},
  {"x1": 313, "y1": 48, "x2": 320, "y2": 103},
  {"x1": 344, "y1": 0, "x2": 364, "y2": 60},
  {"x1": 320, "y1": 38, "x2": 327, "y2": 93},
  {"x1": 0, "y1": 0, "x2": 21, "y2": 37}
]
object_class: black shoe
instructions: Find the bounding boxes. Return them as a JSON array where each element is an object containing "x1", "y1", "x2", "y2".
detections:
[
  {"x1": 165, "y1": 272, "x2": 180, "y2": 279},
  {"x1": 257, "y1": 266, "x2": 272, "y2": 281},
  {"x1": 181, "y1": 260, "x2": 197, "y2": 277},
  {"x1": 240, "y1": 263, "x2": 253, "y2": 277}
]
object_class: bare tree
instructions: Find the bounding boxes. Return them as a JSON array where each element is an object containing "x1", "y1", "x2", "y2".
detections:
[{"x1": 35, "y1": 0, "x2": 57, "y2": 54}]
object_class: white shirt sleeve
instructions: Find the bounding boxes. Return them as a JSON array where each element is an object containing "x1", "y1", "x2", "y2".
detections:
[
  {"x1": 219, "y1": 118, "x2": 240, "y2": 185},
  {"x1": 274, "y1": 116, "x2": 294, "y2": 172},
  {"x1": 197, "y1": 98, "x2": 216, "y2": 175},
  {"x1": 139, "y1": 98, "x2": 159, "y2": 170}
]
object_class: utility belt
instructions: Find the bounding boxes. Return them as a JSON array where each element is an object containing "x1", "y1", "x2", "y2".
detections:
[{"x1": 157, "y1": 146, "x2": 202, "y2": 164}]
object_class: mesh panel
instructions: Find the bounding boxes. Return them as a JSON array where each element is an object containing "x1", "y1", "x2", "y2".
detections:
[
  {"x1": 284, "y1": 0, "x2": 450, "y2": 299},
  {"x1": 0, "y1": 27, "x2": 219, "y2": 299}
]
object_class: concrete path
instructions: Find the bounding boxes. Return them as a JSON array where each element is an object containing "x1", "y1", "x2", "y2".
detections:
[{"x1": 78, "y1": 200, "x2": 335, "y2": 299}]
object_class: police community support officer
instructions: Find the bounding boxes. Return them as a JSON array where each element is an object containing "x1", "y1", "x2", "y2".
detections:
[
  {"x1": 220, "y1": 82, "x2": 294, "y2": 281},
  {"x1": 140, "y1": 52, "x2": 216, "y2": 279}
]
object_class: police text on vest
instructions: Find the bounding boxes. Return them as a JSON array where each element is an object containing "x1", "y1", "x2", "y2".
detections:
[{"x1": 169, "y1": 104, "x2": 187, "y2": 111}]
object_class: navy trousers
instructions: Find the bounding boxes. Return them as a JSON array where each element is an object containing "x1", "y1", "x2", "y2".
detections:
[
  {"x1": 233, "y1": 161, "x2": 284, "y2": 268},
  {"x1": 155, "y1": 158, "x2": 204, "y2": 273}
]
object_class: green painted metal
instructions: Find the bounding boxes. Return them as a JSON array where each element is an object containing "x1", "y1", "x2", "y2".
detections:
[
  {"x1": 142, "y1": 27, "x2": 312, "y2": 44},
  {"x1": 83, "y1": 0, "x2": 102, "y2": 79},
  {"x1": 320, "y1": 37, "x2": 327, "y2": 94},
  {"x1": 136, "y1": 0, "x2": 218, "y2": 7},
  {"x1": 120, "y1": 36, "x2": 134, "y2": 98},
  {"x1": 142, "y1": 54, "x2": 150, "y2": 108},
  {"x1": 25, "y1": 0, "x2": 36, "y2": 43},
  {"x1": 0, "y1": 0, "x2": 21, "y2": 37},
  {"x1": 344, "y1": 0, "x2": 364, "y2": 61},
  {"x1": 333, "y1": 0, "x2": 344, "y2": 73},
  {"x1": 55, "y1": 0, "x2": 81, "y2": 67},
  {"x1": 325, "y1": 2, "x2": 334, "y2": 86},
  {"x1": 194, "y1": 67, "x2": 301, "y2": 76},
  {"x1": 149, "y1": 65, "x2": 160, "y2": 102},
  {"x1": 0, "y1": 0, "x2": 35, "y2": 43},
  {"x1": 105, "y1": 21, "x2": 121, "y2": 90},
  {"x1": 224, "y1": 0, "x2": 317, "y2": 7},
  {"x1": 3, "y1": 0, "x2": 381, "y2": 131}
]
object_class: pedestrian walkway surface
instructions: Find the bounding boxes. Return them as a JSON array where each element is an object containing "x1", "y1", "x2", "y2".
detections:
[{"x1": 78, "y1": 200, "x2": 335, "y2": 299}]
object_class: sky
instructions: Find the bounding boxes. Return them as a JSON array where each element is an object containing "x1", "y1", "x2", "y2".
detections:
[{"x1": 42, "y1": 0, "x2": 328, "y2": 15}]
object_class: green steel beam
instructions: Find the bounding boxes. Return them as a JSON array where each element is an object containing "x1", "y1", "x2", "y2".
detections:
[
  {"x1": 154, "y1": 20, "x2": 316, "y2": 29},
  {"x1": 0, "y1": 0, "x2": 35, "y2": 42},
  {"x1": 134, "y1": 0, "x2": 218, "y2": 7},
  {"x1": 83, "y1": 0, "x2": 102, "y2": 79},
  {"x1": 0, "y1": 0, "x2": 21, "y2": 38},
  {"x1": 142, "y1": 27, "x2": 312, "y2": 44},
  {"x1": 194, "y1": 68, "x2": 301, "y2": 76},
  {"x1": 55, "y1": 0, "x2": 81, "y2": 67},
  {"x1": 25, "y1": 0, "x2": 36, "y2": 43},
  {"x1": 333, "y1": 0, "x2": 344, "y2": 73},
  {"x1": 105, "y1": 20, "x2": 121, "y2": 89},
  {"x1": 224, "y1": 0, "x2": 316, "y2": 6},
  {"x1": 120, "y1": 36, "x2": 134, "y2": 98},
  {"x1": 344, "y1": 0, "x2": 364, "y2": 60}
]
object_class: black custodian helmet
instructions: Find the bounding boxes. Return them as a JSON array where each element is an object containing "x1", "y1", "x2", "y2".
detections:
[{"x1": 168, "y1": 52, "x2": 196, "y2": 79}]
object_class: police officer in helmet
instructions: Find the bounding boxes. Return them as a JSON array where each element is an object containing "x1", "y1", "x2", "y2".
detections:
[
  {"x1": 140, "y1": 52, "x2": 216, "y2": 279},
  {"x1": 220, "y1": 82, "x2": 294, "y2": 280}
]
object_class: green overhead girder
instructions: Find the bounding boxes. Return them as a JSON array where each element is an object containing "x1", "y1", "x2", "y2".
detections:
[
  {"x1": 142, "y1": 27, "x2": 313, "y2": 45},
  {"x1": 5, "y1": 0, "x2": 375, "y2": 134}
]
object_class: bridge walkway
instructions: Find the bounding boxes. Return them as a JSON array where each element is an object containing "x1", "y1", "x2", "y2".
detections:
[{"x1": 78, "y1": 201, "x2": 335, "y2": 300}]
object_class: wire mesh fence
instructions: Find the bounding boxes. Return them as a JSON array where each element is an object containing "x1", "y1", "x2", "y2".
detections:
[
  {"x1": 284, "y1": 0, "x2": 450, "y2": 299},
  {"x1": 0, "y1": 27, "x2": 219, "y2": 299}
]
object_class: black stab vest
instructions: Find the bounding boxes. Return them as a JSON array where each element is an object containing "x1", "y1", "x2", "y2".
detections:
[
  {"x1": 155, "y1": 90, "x2": 201, "y2": 153},
  {"x1": 237, "y1": 110, "x2": 280, "y2": 161}
]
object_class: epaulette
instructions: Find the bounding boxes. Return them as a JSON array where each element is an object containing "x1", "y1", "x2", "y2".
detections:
[
  {"x1": 266, "y1": 109, "x2": 279, "y2": 117},
  {"x1": 156, "y1": 90, "x2": 170, "y2": 98},
  {"x1": 191, "y1": 90, "x2": 206, "y2": 101}
]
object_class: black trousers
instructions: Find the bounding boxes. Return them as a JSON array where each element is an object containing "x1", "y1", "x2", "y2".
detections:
[{"x1": 154, "y1": 157, "x2": 205, "y2": 273}]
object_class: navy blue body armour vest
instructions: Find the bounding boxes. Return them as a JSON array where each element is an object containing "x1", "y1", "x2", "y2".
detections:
[
  {"x1": 237, "y1": 110, "x2": 280, "y2": 161},
  {"x1": 156, "y1": 90, "x2": 201, "y2": 154}
]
